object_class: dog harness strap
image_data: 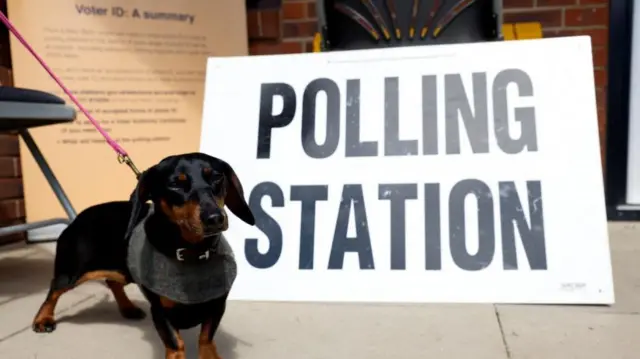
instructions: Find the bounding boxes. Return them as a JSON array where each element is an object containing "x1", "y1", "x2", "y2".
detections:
[{"x1": 126, "y1": 206, "x2": 237, "y2": 304}]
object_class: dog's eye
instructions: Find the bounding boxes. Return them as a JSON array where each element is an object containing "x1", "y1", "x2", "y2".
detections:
[
  {"x1": 211, "y1": 174, "x2": 223, "y2": 184},
  {"x1": 168, "y1": 182, "x2": 183, "y2": 190},
  {"x1": 169, "y1": 174, "x2": 189, "y2": 190},
  {"x1": 203, "y1": 168, "x2": 222, "y2": 183}
]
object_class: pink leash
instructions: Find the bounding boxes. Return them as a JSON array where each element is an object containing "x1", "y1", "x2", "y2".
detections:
[{"x1": 0, "y1": 10, "x2": 141, "y2": 178}]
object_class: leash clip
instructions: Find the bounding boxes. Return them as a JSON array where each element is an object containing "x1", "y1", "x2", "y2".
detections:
[{"x1": 118, "y1": 154, "x2": 141, "y2": 179}]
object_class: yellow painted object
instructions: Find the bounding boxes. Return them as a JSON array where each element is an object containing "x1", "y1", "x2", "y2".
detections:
[
  {"x1": 313, "y1": 33, "x2": 322, "y2": 52},
  {"x1": 502, "y1": 22, "x2": 542, "y2": 40},
  {"x1": 502, "y1": 23, "x2": 516, "y2": 40},
  {"x1": 313, "y1": 22, "x2": 542, "y2": 52},
  {"x1": 514, "y1": 22, "x2": 543, "y2": 39}
]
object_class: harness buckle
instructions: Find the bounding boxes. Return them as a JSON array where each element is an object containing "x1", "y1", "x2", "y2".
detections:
[
  {"x1": 175, "y1": 248, "x2": 210, "y2": 262},
  {"x1": 176, "y1": 248, "x2": 185, "y2": 261},
  {"x1": 199, "y1": 250, "x2": 210, "y2": 260}
]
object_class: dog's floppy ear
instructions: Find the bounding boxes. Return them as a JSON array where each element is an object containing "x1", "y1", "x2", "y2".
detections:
[
  {"x1": 219, "y1": 160, "x2": 255, "y2": 226},
  {"x1": 125, "y1": 167, "x2": 157, "y2": 240}
]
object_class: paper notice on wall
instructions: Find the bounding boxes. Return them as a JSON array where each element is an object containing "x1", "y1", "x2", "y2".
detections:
[{"x1": 7, "y1": 0, "x2": 249, "y2": 239}]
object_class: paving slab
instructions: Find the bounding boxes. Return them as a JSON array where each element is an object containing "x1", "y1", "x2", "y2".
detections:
[
  {"x1": 0, "y1": 222, "x2": 636, "y2": 358},
  {"x1": 496, "y1": 222, "x2": 640, "y2": 359},
  {"x1": 0, "y1": 243, "x2": 507, "y2": 359},
  {"x1": 496, "y1": 305, "x2": 640, "y2": 359},
  {"x1": 218, "y1": 302, "x2": 507, "y2": 359},
  {"x1": 0, "y1": 296, "x2": 508, "y2": 359}
]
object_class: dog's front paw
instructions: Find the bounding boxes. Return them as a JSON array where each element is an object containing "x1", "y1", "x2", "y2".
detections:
[
  {"x1": 32, "y1": 317, "x2": 57, "y2": 333},
  {"x1": 199, "y1": 342, "x2": 222, "y2": 359},
  {"x1": 120, "y1": 306, "x2": 146, "y2": 320}
]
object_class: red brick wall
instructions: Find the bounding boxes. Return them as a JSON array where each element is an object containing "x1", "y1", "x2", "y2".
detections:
[
  {"x1": 503, "y1": 0, "x2": 609, "y2": 151},
  {"x1": 0, "y1": 0, "x2": 25, "y2": 244},
  {"x1": 247, "y1": 1, "x2": 317, "y2": 54}
]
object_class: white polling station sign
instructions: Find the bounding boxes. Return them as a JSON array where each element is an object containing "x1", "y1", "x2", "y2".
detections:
[{"x1": 199, "y1": 36, "x2": 614, "y2": 304}]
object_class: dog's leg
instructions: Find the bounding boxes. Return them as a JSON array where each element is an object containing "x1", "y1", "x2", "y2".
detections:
[
  {"x1": 198, "y1": 318, "x2": 223, "y2": 359},
  {"x1": 32, "y1": 280, "x2": 70, "y2": 333},
  {"x1": 198, "y1": 298, "x2": 227, "y2": 359},
  {"x1": 33, "y1": 270, "x2": 131, "y2": 333},
  {"x1": 105, "y1": 280, "x2": 146, "y2": 320},
  {"x1": 151, "y1": 306, "x2": 186, "y2": 359}
]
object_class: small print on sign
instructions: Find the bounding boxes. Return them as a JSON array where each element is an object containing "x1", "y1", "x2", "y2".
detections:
[{"x1": 200, "y1": 37, "x2": 613, "y2": 304}]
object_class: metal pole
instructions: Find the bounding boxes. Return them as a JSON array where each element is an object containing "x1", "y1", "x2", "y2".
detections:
[
  {"x1": 316, "y1": 0, "x2": 328, "y2": 50},
  {"x1": 19, "y1": 129, "x2": 76, "y2": 219},
  {"x1": 494, "y1": 0, "x2": 503, "y2": 40}
]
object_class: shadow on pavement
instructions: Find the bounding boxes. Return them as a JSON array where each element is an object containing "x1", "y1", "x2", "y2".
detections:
[
  {"x1": 59, "y1": 294, "x2": 241, "y2": 359},
  {"x1": 0, "y1": 244, "x2": 245, "y2": 358},
  {"x1": 0, "y1": 251, "x2": 54, "y2": 305}
]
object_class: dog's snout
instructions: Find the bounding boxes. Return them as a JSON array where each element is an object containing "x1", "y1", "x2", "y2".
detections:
[{"x1": 204, "y1": 212, "x2": 224, "y2": 227}]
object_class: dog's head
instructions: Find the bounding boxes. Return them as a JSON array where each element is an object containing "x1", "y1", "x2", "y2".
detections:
[{"x1": 125, "y1": 153, "x2": 255, "y2": 243}]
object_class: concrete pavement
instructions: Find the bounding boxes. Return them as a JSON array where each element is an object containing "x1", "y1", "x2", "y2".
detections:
[{"x1": 0, "y1": 222, "x2": 637, "y2": 359}]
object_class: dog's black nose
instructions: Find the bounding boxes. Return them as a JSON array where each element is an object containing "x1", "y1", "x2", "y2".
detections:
[{"x1": 205, "y1": 213, "x2": 225, "y2": 227}]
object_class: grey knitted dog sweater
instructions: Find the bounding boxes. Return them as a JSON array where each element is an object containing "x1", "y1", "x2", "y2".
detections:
[{"x1": 126, "y1": 206, "x2": 237, "y2": 304}]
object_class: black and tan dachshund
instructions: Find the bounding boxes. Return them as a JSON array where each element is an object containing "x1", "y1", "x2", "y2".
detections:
[{"x1": 32, "y1": 153, "x2": 255, "y2": 359}]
